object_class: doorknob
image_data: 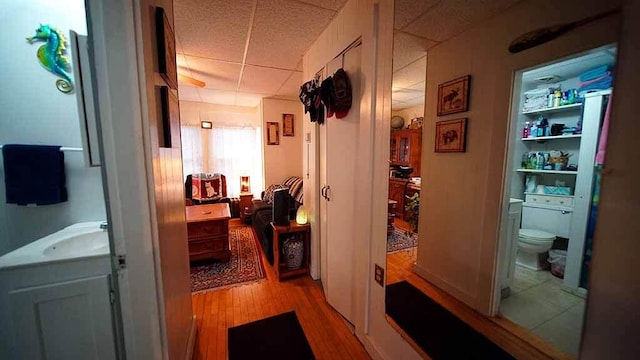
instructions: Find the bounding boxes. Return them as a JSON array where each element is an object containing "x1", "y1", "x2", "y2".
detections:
[
  {"x1": 321, "y1": 185, "x2": 327, "y2": 200},
  {"x1": 325, "y1": 185, "x2": 331, "y2": 202}
]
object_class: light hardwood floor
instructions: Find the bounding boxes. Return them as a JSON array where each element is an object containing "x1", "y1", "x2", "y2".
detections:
[{"x1": 191, "y1": 219, "x2": 370, "y2": 360}]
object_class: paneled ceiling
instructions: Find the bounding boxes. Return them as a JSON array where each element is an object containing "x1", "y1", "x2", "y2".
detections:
[
  {"x1": 174, "y1": 0, "x2": 347, "y2": 107},
  {"x1": 174, "y1": 0, "x2": 521, "y2": 109}
]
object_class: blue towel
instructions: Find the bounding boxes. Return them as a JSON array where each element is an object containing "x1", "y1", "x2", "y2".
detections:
[
  {"x1": 579, "y1": 65, "x2": 611, "y2": 82},
  {"x1": 2, "y1": 144, "x2": 68, "y2": 205},
  {"x1": 578, "y1": 76, "x2": 613, "y2": 97}
]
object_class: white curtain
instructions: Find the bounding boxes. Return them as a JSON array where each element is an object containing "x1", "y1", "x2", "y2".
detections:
[{"x1": 181, "y1": 125, "x2": 264, "y2": 198}]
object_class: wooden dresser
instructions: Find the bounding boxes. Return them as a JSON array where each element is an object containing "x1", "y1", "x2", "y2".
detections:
[
  {"x1": 388, "y1": 178, "x2": 408, "y2": 218},
  {"x1": 185, "y1": 203, "x2": 231, "y2": 262},
  {"x1": 390, "y1": 128, "x2": 422, "y2": 176}
]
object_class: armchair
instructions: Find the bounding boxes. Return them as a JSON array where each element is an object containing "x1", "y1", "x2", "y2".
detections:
[{"x1": 185, "y1": 174, "x2": 231, "y2": 206}]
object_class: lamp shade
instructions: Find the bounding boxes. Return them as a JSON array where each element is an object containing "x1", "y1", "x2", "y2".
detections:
[
  {"x1": 240, "y1": 176, "x2": 250, "y2": 193},
  {"x1": 296, "y1": 206, "x2": 308, "y2": 225}
]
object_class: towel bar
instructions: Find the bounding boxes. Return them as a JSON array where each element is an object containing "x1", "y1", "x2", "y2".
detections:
[{"x1": 0, "y1": 145, "x2": 83, "y2": 152}]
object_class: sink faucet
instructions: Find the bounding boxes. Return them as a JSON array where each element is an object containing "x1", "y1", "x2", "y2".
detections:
[{"x1": 100, "y1": 221, "x2": 108, "y2": 231}]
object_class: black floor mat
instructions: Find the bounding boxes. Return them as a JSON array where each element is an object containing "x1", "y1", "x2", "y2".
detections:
[
  {"x1": 386, "y1": 281, "x2": 514, "y2": 359},
  {"x1": 228, "y1": 311, "x2": 315, "y2": 360}
]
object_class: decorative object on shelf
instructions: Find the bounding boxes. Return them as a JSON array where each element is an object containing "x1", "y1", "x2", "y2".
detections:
[
  {"x1": 435, "y1": 118, "x2": 467, "y2": 152},
  {"x1": 391, "y1": 116, "x2": 405, "y2": 130},
  {"x1": 409, "y1": 117, "x2": 424, "y2": 129},
  {"x1": 295, "y1": 206, "x2": 308, "y2": 225},
  {"x1": 437, "y1": 75, "x2": 470, "y2": 116},
  {"x1": 27, "y1": 24, "x2": 73, "y2": 93},
  {"x1": 508, "y1": 9, "x2": 620, "y2": 53},
  {"x1": 156, "y1": 7, "x2": 178, "y2": 89},
  {"x1": 283, "y1": 113, "x2": 294, "y2": 136},
  {"x1": 282, "y1": 235, "x2": 304, "y2": 269},
  {"x1": 240, "y1": 175, "x2": 250, "y2": 193},
  {"x1": 201, "y1": 121, "x2": 212, "y2": 129},
  {"x1": 266, "y1": 122, "x2": 279, "y2": 145}
]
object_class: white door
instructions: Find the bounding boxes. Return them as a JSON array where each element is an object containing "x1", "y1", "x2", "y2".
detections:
[{"x1": 320, "y1": 44, "x2": 362, "y2": 325}]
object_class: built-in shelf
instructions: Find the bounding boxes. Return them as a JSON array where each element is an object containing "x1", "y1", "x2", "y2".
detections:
[
  {"x1": 517, "y1": 169, "x2": 578, "y2": 175},
  {"x1": 522, "y1": 103, "x2": 583, "y2": 115},
  {"x1": 521, "y1": 134, "x2": 582, "y2": 141}
]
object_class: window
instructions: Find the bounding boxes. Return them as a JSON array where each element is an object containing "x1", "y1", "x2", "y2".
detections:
[{"x1": 181, "y1": 125, "x2": 263, "y2": 197}]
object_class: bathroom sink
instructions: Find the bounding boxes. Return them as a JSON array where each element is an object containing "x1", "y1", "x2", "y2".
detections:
[{"x1": 43, "y1": 231, "x2": 109, "y2": 257}]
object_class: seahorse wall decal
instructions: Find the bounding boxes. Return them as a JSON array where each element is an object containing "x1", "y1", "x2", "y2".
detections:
[{"x1": 26, "y1": 24, "x2": 73, "y2": 93}]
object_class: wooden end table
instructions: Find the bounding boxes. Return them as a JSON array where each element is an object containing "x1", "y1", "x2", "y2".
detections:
[
  {"x1": 185, "y1": 203, "x2": 231, "y2": 262},
  {"x1": 270, "y1": 220, "x2": 311, "y2": 281},
  {"x1": 239, "y1": 192, "x2": 253, "y2": 224}
]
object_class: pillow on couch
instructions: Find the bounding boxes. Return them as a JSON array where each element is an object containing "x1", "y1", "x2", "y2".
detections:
[{"x1": 263, "y1": 184, "x2": 289, "y2": 204}]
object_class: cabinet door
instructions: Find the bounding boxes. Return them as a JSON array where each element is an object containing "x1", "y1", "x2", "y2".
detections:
[
  {"x1": 390, "y1": 136, "x2": 398, "y2": 162},
  {"x1": 398, "y1": 136, "x2": 410, "y2": 163},
  {"x1": 8, "y1": 275, "x2": 116, "y2": 360}
]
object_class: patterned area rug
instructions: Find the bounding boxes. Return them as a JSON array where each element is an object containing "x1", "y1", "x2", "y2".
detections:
[
  {"x1": 190, "y1": 226, "x2": 266, "y2": 293},
  {"x1": 387, "y1": 227, "x2": 418, "y2": 253}
]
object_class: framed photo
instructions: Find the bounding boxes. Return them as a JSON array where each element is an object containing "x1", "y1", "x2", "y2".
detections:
[
  {"x1": 437, "y1": 75, "x2": 470, "y2": 116},
  {"x1": 283, "y1": 113, "x2": 294, "y2": 136},
  {"x1": 159, "y1": 86, "x2": 180, "y2": 148},
  {"x1": 156, "y1": 7, "x2": 178, "y2": 90},
  {"x1": 266, "y1": 122, "x2": 279, "y2": 145},
  {"x1": 435, "y1": 118, "x2": 467, "y2": 153}
]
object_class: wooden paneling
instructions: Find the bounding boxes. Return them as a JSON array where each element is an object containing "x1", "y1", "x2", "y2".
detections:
[{"x1": 192, "y1": 221, "x2": 370, "y2": 360}]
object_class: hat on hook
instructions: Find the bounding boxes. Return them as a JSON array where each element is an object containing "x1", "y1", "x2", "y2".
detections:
[
  {"x1": 332, "y1": 68, "x2": 352, "y2": 119},
  {"x1": 320, "y1": 76, "x2": 335, "y2": 118}
]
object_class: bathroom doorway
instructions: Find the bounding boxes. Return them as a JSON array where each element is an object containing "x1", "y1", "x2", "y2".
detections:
[{"x1": 496, "y1": 44, "x2": 617, "y2": 357}]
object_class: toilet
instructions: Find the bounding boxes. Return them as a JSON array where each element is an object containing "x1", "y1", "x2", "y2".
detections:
[{"x1": 516, "y1": 229, "x2": 556, "y2": 270}]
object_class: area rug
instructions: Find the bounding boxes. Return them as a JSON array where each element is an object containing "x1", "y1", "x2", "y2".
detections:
[
  {"x1": 387, "y1": 227, "x2": 418, "y2": 253},
  {"x1": 190, "y1": 226, "x2": 265, "y2": 293},
  {"x1": 386, "y1": 281, "x2": 514, "y2": 359},
  {"x1": 228, "y1": 311, "x2": 315, "y2": 360}
]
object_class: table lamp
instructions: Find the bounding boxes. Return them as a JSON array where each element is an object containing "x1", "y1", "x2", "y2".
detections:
[{"x1": 240, "y1": 176, "x2": 250, "y2": 193}]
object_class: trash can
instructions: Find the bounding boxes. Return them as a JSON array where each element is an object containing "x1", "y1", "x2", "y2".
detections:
[{"x1": 548, "y1": 250, "x2": 567, "y2": 278}]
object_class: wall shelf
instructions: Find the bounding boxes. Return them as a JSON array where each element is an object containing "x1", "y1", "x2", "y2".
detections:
[
  {"x1": 522, "y1": 103, "x2": 583, "y2": 115},
  {"x1": 516, "y1": 169, "x2": 577, "y2": 175},
  {"x1": 521, "y1": 134, "x2": 582, "y2": 141}
]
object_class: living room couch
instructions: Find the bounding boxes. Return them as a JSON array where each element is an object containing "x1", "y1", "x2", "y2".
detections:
[{"x1": 251, "y1": 176, "x2": 303, "y2": 265}]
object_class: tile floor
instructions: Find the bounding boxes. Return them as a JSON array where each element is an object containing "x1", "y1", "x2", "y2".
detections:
[{"x1": 500, "y1": 265, "x2": 585, "y2": 357}]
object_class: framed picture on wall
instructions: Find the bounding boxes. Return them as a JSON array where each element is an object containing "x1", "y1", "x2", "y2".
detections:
[
  {"x1": 435, "y1": 118, "x2": 467, "y2": 152},
  {"x1": 437, "y1": 75, "x2": 470, "y2": 116},
  {"x1": 283, "y1": 114, "x2": 294, "y2": 136},
  {"x1": 155, "y1": 7, "x2": 178, "y2": 89},
  {"x1": 267, "y1": 122, "x2": 280, "y2": 145}
]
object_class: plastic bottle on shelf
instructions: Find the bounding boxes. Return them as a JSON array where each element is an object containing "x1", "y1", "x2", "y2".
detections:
[
  {"x1": 537, "y1": 152, "x2": 545, "y2": 170},
  {"x1": 530, "y1": 123, "x2": 538, "y2": 138},
  {"x1": 522, "y1": 121, "x2": 530, "y2": 138}
]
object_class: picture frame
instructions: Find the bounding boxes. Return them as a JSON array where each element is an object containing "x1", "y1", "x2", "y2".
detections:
[
  {"x1": 155, "y1": 7, "x2": 178, "y2": 90},
  {"x1": 266, "y1": 122, "x2": 280, "y2": 145},
  {"x1": 437, "y1": 75, "x2": 470, "y2": 116},
  {"x1": 159, "y1": 86, "x2": 180, "y2": 148},
  {"x1": 283, "y1": 113, "x2": 295, "y2": 136},
  {"x1": 435, "y1": 118, "x2": 467, "y2": 153}
]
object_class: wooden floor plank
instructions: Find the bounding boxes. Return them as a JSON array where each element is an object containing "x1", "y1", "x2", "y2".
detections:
[{"x1": 191, "y1": 225, "x2": 370, "y2": 360}]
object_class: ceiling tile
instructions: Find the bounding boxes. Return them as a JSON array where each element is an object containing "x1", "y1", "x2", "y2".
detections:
[
  {"x1": 174, "y1": 0, "x2": 255, "y2": 62},
  {"x1": 392, "y1": 100, "x2": 409, "y2": 111},
  {"x1": 276, "y1": 71, "x2": 303, "y2": 98},
  {"x1": 403, "y1": 0, "x2": 521, "y2": 42},
  {"x1": 392, "y1": 56, "x2": 427, "y2": 90},
  {"x1": 406, "y1": 81, "x2": 426, "y2": 92},
  {"x1": 403, "y1": 97, "x2": 426, "y2": 108},
  {"x1": 234, "y1": 92, "x2": 264, "y2": 107},
  {"x1": 181, "y1": 55, "x2": 242, "y2": 91},
  {"x1": 178, "y1": 86, "x2": 201, "y2": 102},
  {"x1": 393, "y1": 31, "x2": 436, "y2": 71},
  {"x1": 197, "y1": 88, "x2": 238, "y2": 106},
  {"x1": 245, "y1": 0, "x2": 335, "y2": 69},
  {"x1": 294, "y1": 0, "x2": 347, "y2": 11},
  {"x1": 393, "y1": 89, "x2": 424, "y2": 102},
  {"x1": 239, "y1": 65, "x2": 292, "y2": 94},
  {"x1": 394, "y1": 0, "x2": 440, "y2": 30}
]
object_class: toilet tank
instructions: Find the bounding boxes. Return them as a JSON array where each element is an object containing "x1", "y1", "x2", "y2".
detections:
[{"x1": 522, "y1": 203, "x2": 572, "y2": 238}]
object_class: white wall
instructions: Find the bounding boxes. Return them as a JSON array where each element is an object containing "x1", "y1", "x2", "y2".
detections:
[
  {"x1": 0, "y1": 0, "x2": 106, "y2": 255},
  {"x1": 180, "y1": 100, "x2": 258, "y2": 127},
  {"x1": 413, "y1": 0, "x2": 621, "y2": 314},
  {"x1": 261, "y1": 97, "x2": 303, "y2": 186},
  {"x1": 392, "y1": 104, "x2": 424, "y2": 126},
  {"x1": 581, "y1": 0, "x2": 640, "y2": 357}
]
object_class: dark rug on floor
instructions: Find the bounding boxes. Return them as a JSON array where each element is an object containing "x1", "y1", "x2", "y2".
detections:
[
  {"x1": 190, "y1": 226, "x2": 265, "y2": 293},
  {"x1": 386, "y1": 281, "x2": 514, "y2": 359},
  {"x1": 387, "y1": 226, "x2": 418, "y2": 253},
  {"x1": 228, "y1": 311, "x2": 315, "y2": 360}
]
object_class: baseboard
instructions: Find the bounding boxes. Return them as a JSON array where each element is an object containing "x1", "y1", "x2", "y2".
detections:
[
  {"x1": 184, "y1": 315, "x2": 196, "y2": 360},
  {"x1": 412, "y1": 263, "x2": 477, "y2": 309},
  {"x1": 355, "y1": 331, "x2": 388, "y2": 360}
]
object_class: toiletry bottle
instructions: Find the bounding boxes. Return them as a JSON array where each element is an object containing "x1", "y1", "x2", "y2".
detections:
[
  {"x1": 530, "y1": 152, "x2": 537, "y2": 169},
  {"x1": 521, "y1": 153, "x2": 529, "y2": 169},
  {"x1": 530, "y1": 123, "x2": 537, "y2": 138},
  {"x1": 554, "y1": 90, "x2": 562, "y2": 107},
  {"x1": 522, "y1": 121, "x2": 530, "y2": 138},
  {"x1": 537, "y1": 152, "x2": 545, "y2": 170},
  {"x1": 547, "y1": 94, "x2": 554, "y2": 108}
]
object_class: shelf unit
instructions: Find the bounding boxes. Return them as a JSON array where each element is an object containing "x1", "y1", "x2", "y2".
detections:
[
  {"x1": 521, "y1": 134, "x2": 582, "y2": 141},
  {"x1": 522, "y1": 103, "x2": 583, "y2": 115},
  {"x1": 517, "y1": 169, "x2": 577, "y2": 175}
]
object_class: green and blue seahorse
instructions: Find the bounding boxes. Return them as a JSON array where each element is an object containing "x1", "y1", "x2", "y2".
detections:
[{"x1": 26, "y1": 24, "x2": 73, "y2": 93}]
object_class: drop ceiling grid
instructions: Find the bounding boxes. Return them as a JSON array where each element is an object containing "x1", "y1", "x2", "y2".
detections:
[
  {"x1": 173, "y1": 0, "x2": 255, "y2": 62},
  {"x1": 394, "y1": 0, "x2": 442, "y2": 30},
  {"x1": 275, "y1": 71, "x2": 303, "y2": 97},
  {"x1": 393, "y1": 31, "x2": 435, "y2": 71},
  {"x1": 238, "y1": 65, "x2": 293, "y2": 94},
  {"x1": 183, "y1": 56, "x2": 243, "y2": 91},
  {"x1": 245, "y1": 0, "x2": 336, "y2": 69}
]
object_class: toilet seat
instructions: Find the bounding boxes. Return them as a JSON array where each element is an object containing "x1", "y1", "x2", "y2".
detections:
[{"x1": 518, "y1": 229, "x2": 556, "y2": 242}]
